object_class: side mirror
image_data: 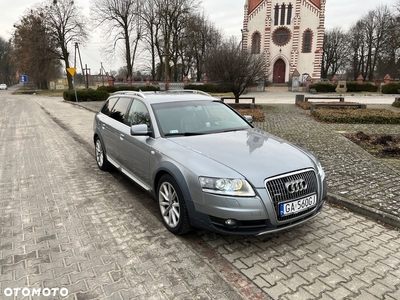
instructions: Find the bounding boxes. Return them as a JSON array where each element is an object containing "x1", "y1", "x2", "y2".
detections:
[
  {"x1": 130, "y1": 124, "x2": 152, "y2": 136},
  {"x1": 244, "y1": 115, "x2": 253, "y2": 124}
]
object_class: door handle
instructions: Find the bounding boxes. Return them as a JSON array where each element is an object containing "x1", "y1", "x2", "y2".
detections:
[
  {"x1": 102, "y1": 124, "x2": 106, "y2": 130},
  {"x1": 120, "y1": 134, "x2": 125, "y2": 140}
]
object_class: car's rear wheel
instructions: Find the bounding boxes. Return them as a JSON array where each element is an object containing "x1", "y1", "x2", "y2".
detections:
[
  {"x1": 157, "y1": 174, "x2": 191, "y2": 235},
  {"x1": 95, "y1": 137, "x2": 109, "y2": 171}
]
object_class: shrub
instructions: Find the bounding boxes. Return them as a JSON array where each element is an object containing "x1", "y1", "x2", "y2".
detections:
[
  {"x1": 97, "y1": 86, "x2": 117, "y2": 93},
  {"x1": 63, "y1": 89, "x2": 109, "y2": 102},
  {"x1": 97, "y1": 85, "x2": 160, "y2": 93},
  {"x1": 393, "y1": 99, "x2": 400, "y2": 108},
  {"x1": 312, "y1": 107, "x2": 400, "y2": 124},
  {"x1": 296, "y1": 101, "x2": 311, "y2": 110},
  {"x1": 346, "y1": 82, "x2": 379, "y2": 93},
  {"x1": 236, "y1": 107, "x2": 265, "y2": 122},
  {"x1": 382, "y1": 83, "x2": 400, "y2": 94},
  {"x1": 184, "y1": 83, "x2": 231, "y2": 93},
  {"x1": 308, "y1": 83, "x2": 336, "y2": 93}
]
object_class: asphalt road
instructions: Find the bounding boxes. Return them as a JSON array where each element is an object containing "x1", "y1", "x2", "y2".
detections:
[{"x1": 1, "y1": 89, "x2": 400, "y2": 299}]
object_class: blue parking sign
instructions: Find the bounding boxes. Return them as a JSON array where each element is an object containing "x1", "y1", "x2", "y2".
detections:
[{"x1": 20, "y1": 75, "x2": 28, "y2": 83}]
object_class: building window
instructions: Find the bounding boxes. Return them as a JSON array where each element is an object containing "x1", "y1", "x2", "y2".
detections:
[
  {"x1": 274, "y1": 4, "x2": 279, "y2": 26},
  {"x1": 287, "y1": 4, "x2": 292, "y2": 25},
  {"x1": 303, "y1": 30, "x2": 312, "y2": 53},
  {"x1": 272, "y1": 27, "x2": 291, "y2": 46},
  {"x1": 252, "y1": 32, "x2": 261, "y2": 54},
  {"x1": 280, "y1": 4, "x2": 286, "y2": 25}
]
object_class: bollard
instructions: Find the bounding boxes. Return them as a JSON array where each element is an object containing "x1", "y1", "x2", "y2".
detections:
[{"x1": 295, "y1": 94, "x2": 305, "y2": 104}]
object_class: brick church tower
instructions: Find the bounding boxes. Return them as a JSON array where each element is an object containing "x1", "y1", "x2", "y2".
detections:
[{"x1": 242, "y1": 0, "x2": 326, "y2": 84}]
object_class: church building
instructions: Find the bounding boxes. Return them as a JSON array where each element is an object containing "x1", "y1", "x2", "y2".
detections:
[{"x1": 242, "y1": 0, "x2": 326, "y2": 84}]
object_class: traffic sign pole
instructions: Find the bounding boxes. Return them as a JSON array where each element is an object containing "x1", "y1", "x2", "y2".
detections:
[{"x1": 67, "y1": 68, "x2": 78, "y2": 102}]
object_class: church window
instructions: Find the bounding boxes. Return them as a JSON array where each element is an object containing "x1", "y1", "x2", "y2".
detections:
[
  {"x1": 252, "y1": 32, "x2": 261, "y2": 54},
  {"x1": 272, "y1": 27, "x2": 291, "y2": 46},
  {"x1": 287, "y1": 4, "x2": 292, "y2": 25},
  {"x1": 274, "y1": 5, "x2": 279, "y2": 26},
  {"x1": 302, "y1": 30, "x2": 312, "y2": 53},
  {"x1": 280, "y1": 4, "x2": 286, "y2": 25}
]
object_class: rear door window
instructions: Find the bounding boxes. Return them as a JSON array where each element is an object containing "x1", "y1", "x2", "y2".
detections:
[
  {"x1": 109, "y1": 97, "x2": 132, "y2": 123},
  {"x1": 101, "y1": 97, "x2": 118, "y2": 116}
]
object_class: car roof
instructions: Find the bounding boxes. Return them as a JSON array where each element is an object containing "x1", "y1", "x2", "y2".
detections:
[{"x1": 111, "y1": 90, "x2": 218, "y2": 104}]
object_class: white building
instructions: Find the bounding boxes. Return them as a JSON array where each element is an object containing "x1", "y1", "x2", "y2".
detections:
[{"x1": 242, "y1": 0, "x2": 326, "y2": 84}]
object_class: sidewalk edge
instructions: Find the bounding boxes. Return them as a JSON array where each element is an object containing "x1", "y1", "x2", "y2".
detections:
[{"x1": 327, "y1": 193, "x2": 400, "y2": 229}]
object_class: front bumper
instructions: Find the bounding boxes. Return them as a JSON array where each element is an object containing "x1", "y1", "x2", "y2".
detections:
[{"x1": 191, "y1": 188, "x2": 326, "y2": 236}]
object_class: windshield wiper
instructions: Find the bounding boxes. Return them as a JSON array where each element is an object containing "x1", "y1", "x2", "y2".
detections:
[
  {"x1": 220, "y1": 127, "x2": 248, "y2": 133},
  {"x1": 164, "y1": 132, "x2": 207, "y2": 137}
]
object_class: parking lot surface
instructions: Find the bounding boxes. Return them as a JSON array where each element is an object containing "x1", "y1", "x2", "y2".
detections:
[{"x1": 1, "y1": 88, "x2": 400, "y2": 299}]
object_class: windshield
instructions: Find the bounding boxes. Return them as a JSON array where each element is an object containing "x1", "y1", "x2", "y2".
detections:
[{"x1": 152, "y1": 100, "x2": 251, "y2": 136}]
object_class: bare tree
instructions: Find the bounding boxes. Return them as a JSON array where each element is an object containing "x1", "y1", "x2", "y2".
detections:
[
  {"x1": 357, "y1": 5, "x2": 393, "y2": 81},
  {"x1": 138, "y1": 0, "x2": 201, "y2": 82},
  {"x1": 41, "y1": 0, "x2": 88, "y2": 90},
  {"x1": 347, "y1": 21, "x2": 367, "y2": 80},
  {"x1": 183, "y1": 14, "x2": 222, "y2": 81},
  {"x1": 91, "y1": 0, "x2": 142, "y2": 80},
  {"x1": 205, "y1": 37, "x2": 265, "y2": 102},
  {"x1": 157, "y1": 0, "x2": 199, "y2": 82},
  {"x1": 139, "y1": 0, "x2": 162, "y2": 80},
  {"x1": 321, "y1": 28, "x2": 350, "y2": 79}
]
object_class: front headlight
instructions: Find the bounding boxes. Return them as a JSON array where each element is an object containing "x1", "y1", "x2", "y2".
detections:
[{"x1": 199, "y1": 177, "x2": 256, "y2": 196}]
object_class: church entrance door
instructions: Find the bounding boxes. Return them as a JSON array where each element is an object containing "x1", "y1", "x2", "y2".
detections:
[{"x1": 273, "y1": 59, "x2": 286, "y2": 83}]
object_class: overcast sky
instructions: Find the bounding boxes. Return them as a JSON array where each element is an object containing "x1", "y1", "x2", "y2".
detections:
[{"x1": 0, "y1": 0, "x2": 397, "y2": 72}]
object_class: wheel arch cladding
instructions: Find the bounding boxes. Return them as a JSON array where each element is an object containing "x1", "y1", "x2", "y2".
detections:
[{"x1": 153, "y1": 162, "x2": 198, "y2": 219}]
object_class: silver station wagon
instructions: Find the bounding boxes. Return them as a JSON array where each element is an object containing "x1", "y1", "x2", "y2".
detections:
[{"x1": 93, "y1": 90, "x2": 327, "y2": 235}]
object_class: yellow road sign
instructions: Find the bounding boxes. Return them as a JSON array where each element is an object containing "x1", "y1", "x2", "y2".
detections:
[{"x1": 67, "y1": 68, "x2": 76, "y2": 76}]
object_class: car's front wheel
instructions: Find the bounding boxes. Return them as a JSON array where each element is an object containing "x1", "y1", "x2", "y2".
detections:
[
  {"x1": 157, "y1": 174, "x2": 191, "y2": 235},
  {"x1": 95, "y1": 137, "x2": 109, "y2": 171}
]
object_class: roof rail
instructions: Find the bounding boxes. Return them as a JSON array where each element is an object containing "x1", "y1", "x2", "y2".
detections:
[
  {"x1": 112, "y1": 90, "x2": 147, "y2": 98},
  {"x1": 165, "y1": 90, "x2": 213, "y2": 97}
]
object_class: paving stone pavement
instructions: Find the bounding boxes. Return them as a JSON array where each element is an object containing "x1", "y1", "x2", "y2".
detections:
[{"x1": 1, "y1": 90, "x2": 400, "y2": 300}]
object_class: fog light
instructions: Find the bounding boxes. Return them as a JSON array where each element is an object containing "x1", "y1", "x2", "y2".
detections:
[{"x1": 225, "y1": 219, "x2": 237, "y2": 228}]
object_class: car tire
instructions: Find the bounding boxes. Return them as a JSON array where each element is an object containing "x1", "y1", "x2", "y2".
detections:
[
  {"x1": 157, "y1": 174, "x2": 192, "y2": 235},
  {"x1": 95, "y1": 137, "x2": 109, "y2": 171}
]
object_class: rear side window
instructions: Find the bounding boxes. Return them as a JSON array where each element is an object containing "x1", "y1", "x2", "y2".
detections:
[
  {"x1": 106, "y1": 97, "x2": 132, "y2": 123},
  {"x1": 101, "y1": 97, "x2": 118, "y2": 116}
]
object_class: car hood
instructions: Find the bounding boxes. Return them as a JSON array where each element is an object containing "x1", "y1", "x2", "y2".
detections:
[{"x1": 168, "y1": 128, "x2": 316, "y2": 187}]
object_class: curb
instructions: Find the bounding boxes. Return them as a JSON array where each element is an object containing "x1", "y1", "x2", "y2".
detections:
[{"x1": 327, "y1": 193, "x2": 400, "y2": 229}]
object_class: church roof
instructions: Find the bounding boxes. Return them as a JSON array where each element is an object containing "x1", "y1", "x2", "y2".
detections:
[
  {"x1": 247, "y1": 0, "x2": 321, "y2": 14},
  {"x1": 309, "y1": 0, "x2": 321, "y2": 8}
]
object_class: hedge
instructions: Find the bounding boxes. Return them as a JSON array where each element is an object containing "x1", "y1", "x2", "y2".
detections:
[
  {"x1": 63, "y1": 89, "x2": 109, "y2": 102},
  {"x1": 309, "y1": 82, "x2": 379, "y2": 93},
  {"x1": 346, "y1": 82, "x2": 379, "y2": 93},
  {"x1": 308, "y1": 83, "x2": 336, "y2": 93},
  {"x1": 184, "y1": 83, "x2": 231, "y2": 93},
  {"x1": 97, "y1": 85, "x2": 160, "y2": 93},
  {"x1": 382, "y1": 83, "x2": 400, "y2": 94},
  {"x1": 312, "y1": 107, "x2": 400, "y2": 124}
]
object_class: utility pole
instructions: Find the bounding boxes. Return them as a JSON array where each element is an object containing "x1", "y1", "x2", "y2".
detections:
[
  {"x1": 83, "y1": 64, "x2": 91, "y2": 89},
  {"x1": 75, "y1": 43, "x2": 86, "y2": 88}
]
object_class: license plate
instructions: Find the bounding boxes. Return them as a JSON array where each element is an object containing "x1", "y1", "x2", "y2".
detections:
[{"x1": 280, "y1": 195, "x2": 317, "y2": 216}]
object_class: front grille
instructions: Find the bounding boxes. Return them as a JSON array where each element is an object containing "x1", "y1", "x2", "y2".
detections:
[{"x1": 265, "y1": 169, "x2": 318, "y2": 221}]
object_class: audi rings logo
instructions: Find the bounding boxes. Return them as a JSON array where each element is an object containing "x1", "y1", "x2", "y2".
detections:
[{"x1": 285, "y1": 179, "x2": 307, "y2": 194}]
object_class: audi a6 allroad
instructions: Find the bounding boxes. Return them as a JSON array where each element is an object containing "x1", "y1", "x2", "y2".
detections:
[{"x1": 93, "y1": 90, "x2": 327, "y2": 235}]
